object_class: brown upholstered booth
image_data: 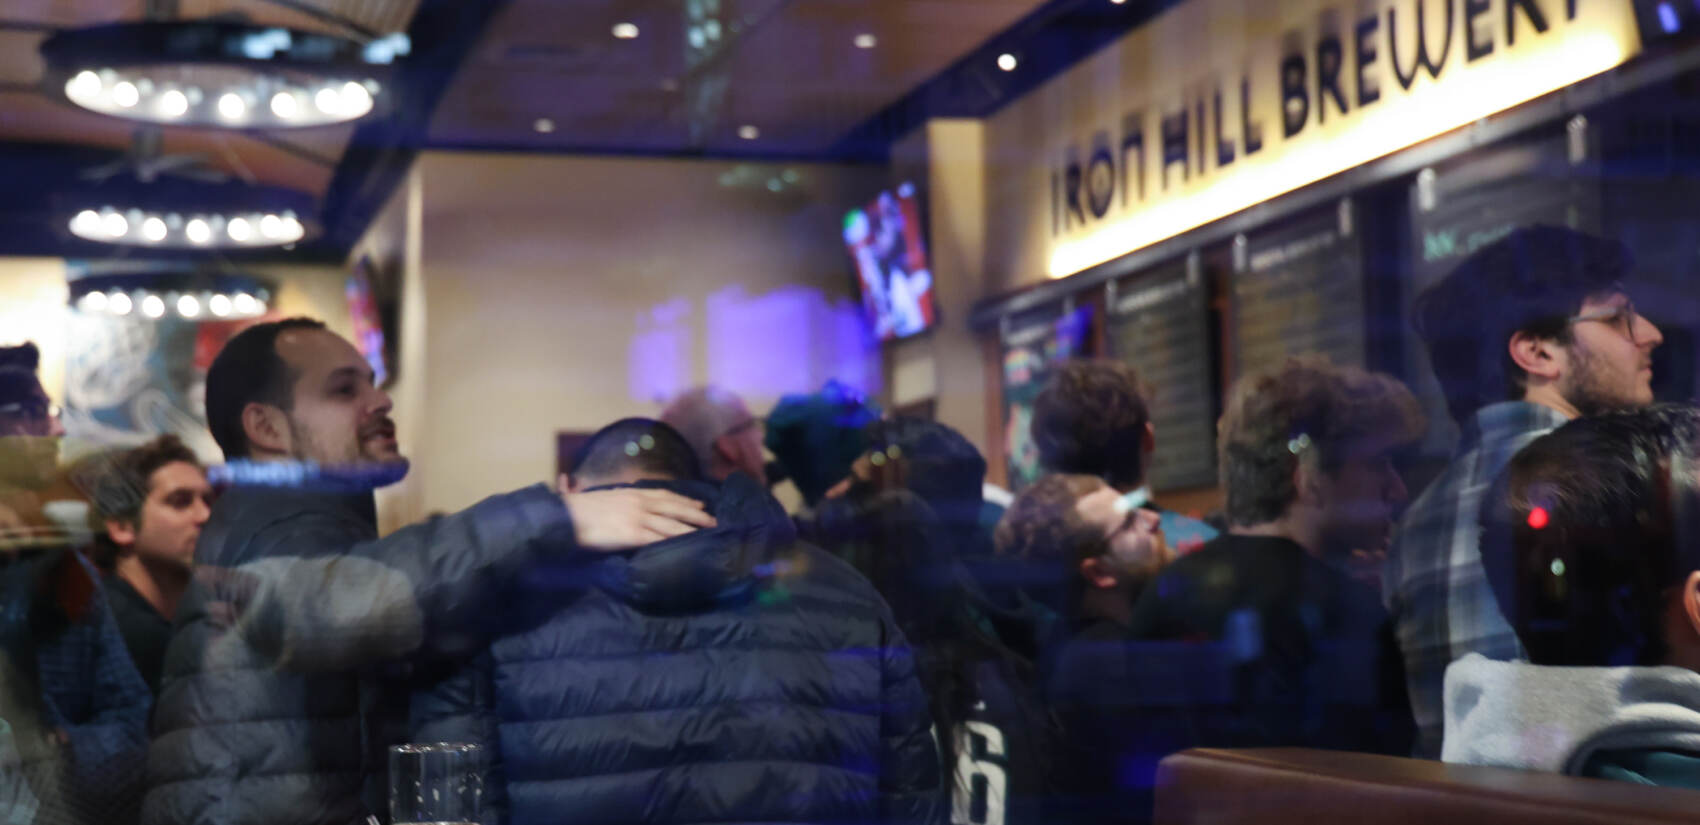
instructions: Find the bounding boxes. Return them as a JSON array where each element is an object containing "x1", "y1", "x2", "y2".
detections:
[{"x1": 1155, "y1": 748, "x2": 1700, "y2": 825}]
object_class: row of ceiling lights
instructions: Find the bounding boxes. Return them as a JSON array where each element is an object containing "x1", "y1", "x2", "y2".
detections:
[
  {"x1": 75, "y1": 288, "x2": 268, "y2": 320},
  {"x1": 43, "y1": 22, "x2": 404, "y2": 251}
]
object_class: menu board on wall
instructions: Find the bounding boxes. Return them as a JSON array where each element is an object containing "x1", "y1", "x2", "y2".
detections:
[
  {"x1": 1106, "y1": 257, "x2": 1216, "y2": 491},
  {"x1": 1231, "y1": 205, "x2": 1365, "y2": 379},
  {"x1": 1001, "y1": 303, "x2": 1093, "y2": 491}
]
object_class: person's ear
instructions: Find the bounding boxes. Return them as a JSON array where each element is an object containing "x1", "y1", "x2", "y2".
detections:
[
  {"x1": 1682, "y1": 570, "x2": 1700, "y2": 640},
  {"x1": 105, "y1": 517, "x2": 137, "y2": 549},
  {"x1": 1509, "y1": 330, "x2": 1565, "y2": 382},
  {"x1": 1079, "y1": 556, "x2": 1119, "y2": 590},
  {"x1": 241, "y1": 402, "x2": 291, "y2": 456},
  {"x1": 1293, "y1": 455, "x2": 1326, "y2": 509},
  {"x1": 1143, "y1": 420, "x2": 1156, "y2": 456},
  {"x1": 559, "y1": 473, "x2": 582, "y2": 494}
]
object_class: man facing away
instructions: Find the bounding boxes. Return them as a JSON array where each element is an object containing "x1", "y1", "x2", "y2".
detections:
[
  {"x1": 1446, "y1": 404, "x2": 1700, "y2": 789},
  {"x1": 1030, "y1": 360, "x2": 1217, "y2": 554},
  {"x1": 411, "y1": 418, "x2": 942, "y2": 825},
  {"x1": 143, "y1": 319, "x2": 716, "y2": 825},
  {"x1": 76, "y1": 435, "x2": 214, "y2": 694},
  {"x1": 1384, "y1": 225, "x2": 1664, "y2": 757},
  {"x1": 659, "y1": 386, "x2": 767, "y2": 484}
]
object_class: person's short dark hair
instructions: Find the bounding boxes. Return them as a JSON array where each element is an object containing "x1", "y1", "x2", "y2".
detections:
[
  {"x1": 1480, "y1": 404, "x2": 1700, "y2": 667},
  {"x1": 864, "y1": 416, "x2": 986, "y2": 527},
  {"x1": 0, "y1": 341, "x2": 43, "y2": 408},
  {"x1": 204, "y1": 318, "x2": 328, "y2": 460},
  {"x1": 1031, "y1": 360, "x2": 1151, "y2": 490},
  {"x1": 72, "y1": 435, "x2": 202, "y2": 568},
  {"x1": 1218, "y1": 356, "x2": 1425, "y2": 527},
  {"x1": 570, "y1": 418, "x2": 703, "y2": 484},
  {"x1": 1413, "y1": 225, "x2": 1630, "y2": 426}
]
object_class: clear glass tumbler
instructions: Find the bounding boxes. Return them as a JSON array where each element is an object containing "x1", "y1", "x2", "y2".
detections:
[{"x1": 388, "y1": 742, "x2": 484, "y2": 825}]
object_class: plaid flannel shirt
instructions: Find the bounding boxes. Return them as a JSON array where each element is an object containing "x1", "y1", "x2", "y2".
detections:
[{"x1": 1383, "y1": 401, "x2": 1570, "y2": 759}]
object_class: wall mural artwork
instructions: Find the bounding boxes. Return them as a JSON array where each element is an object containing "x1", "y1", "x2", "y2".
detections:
[{"x1": 62, "y1": 309, "x2": 257, "y2": 462}]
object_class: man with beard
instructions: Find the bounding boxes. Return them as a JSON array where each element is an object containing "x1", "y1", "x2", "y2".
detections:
[
  {"x1": 76, "y1": 435, "x2": 214, "y2": 693},
  {"x1": 1126, "y1": 357, "x2": 1421, "y2": 756},
  {"x1": 1384, "y1": 226, "x2": 1664, "y2": 758},
  {"x1": 0, "y1": 342, "x2": 151, "y2": 825},
  {"x1": 143, "y1": 319, "x2": 717, "y2": 825}
]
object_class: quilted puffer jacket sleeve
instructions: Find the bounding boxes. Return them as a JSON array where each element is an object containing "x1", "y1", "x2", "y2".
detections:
[
  {"x1": 877, "y1": 611, "x2": 946, "y2": 825},
  {"x1": 221, "y1": 484, "x2": 576, "y2": 672}
]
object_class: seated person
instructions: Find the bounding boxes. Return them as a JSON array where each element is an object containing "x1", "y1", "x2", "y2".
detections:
[
  {"x1": 410, "y1": 418, "x2": 941, "y2": 825},
  {"x1": 1127, "y1": 357, "x2": 1418, "y2": 756},
  {"x1": 1031, "y1": 360, "x2": 1218, "y2": 553},
  {"x1": 1446, "y1": 404, "x2": 1700, "y2": 789}
]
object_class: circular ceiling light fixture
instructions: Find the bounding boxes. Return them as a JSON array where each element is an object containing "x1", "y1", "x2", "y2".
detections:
[
  {"x1": 59, "y1": 177, "x2": 317, "y2": 250},
  {"x1": 41, "y1": 22, "x2": 406, "y2": 129},
  {"x1": 68, "y1": 273, "x2": 273, "y2": 323}
]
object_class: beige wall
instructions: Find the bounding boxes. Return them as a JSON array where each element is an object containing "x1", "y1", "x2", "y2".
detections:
[
  {"x1": 0, "y1": 259, "x2": 71, "y2": 399},
  {"x1": 369, "y1": 152, "x2": 881, "y2": 516}
]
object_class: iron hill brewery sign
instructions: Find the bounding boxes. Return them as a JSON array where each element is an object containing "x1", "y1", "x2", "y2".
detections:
[{"x1": 985, "y1": 0, "x2": 1641, "y2": 283}]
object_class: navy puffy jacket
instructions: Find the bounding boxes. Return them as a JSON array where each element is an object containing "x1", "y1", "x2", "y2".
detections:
[{"x1": 412, "y1": 475, "x2": 943, "y2": 825}]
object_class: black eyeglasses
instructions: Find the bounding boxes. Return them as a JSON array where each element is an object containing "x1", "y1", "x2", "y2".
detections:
[{"x1": 1568, "y1": 300, "x2": 1644, "y2": 345}]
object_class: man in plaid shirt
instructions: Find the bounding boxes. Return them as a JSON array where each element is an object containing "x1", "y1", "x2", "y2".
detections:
[{"x1": 1385, "y1": 226, "x2": 1665, "y2": 758}]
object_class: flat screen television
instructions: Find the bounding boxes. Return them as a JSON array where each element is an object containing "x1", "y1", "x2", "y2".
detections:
[
  {"x1": 347, "y1": 256, "x2": 390, "y2": 387},
  {"x1": 843, "y1": 181, "x2": 935, "y2": 341}
]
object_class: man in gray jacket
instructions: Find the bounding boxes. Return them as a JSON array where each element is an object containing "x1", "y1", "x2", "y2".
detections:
[{"x1": 142, "y1": 318, "x2": 715, "y2": 825}]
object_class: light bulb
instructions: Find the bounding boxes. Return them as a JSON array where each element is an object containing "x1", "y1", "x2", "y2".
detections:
[
  {"x1": 612, "y1": 22, "x2": 640, "y2": 39},
  {"x1": 232, "y1": 293, "x2": 259, "y2": 315},
  {"x1": 102, "y1": 212, "x2": 128, "y2": 237},
  {"x1": 270, "y1": 91, "x2": 299, "y2": 119},
  {"x1": 177, "y1": 295, "x2": 201, "y2": 318},
  {"x1": 108, "y1": 292, "x2": 132, "y2": 316},
  {"x1": 997, "y1": 53, "x2": 1018, "y2": 72},
  {"x1": 71, "y1": 210, "x2": 101, "y2": 236},
  {"x1": 67, "y1": 70, "x2": 101, "y2": 101},
  {"x1": 314, "y1": 86, "x2": 340, "y2": 114},
  {"x1": 218, "y1": 93, "x2": 246, "y2": 120},
  {"x1": 227, "y1": 217, "x2": 253, "y2": 242},
  {"x1": 78, "y1": 291, "x2": 108, "y2": 313},
  {"x1": 186, "y1": 218, "x2": 212, "y2": 245},
  {"x1": 159, "y1": 89, "x2": 189, "y2": 118},
  {"x1": 141, "y1": 295, "x2": 165, "y2": 318},
  {"x1": 340, "y1": 81, "x2": 372, "y2": 116},
  {"x1": 209, "y1": 294, "x2": 232, "y2": 317},
  {"x1": 280, "y1": 215, "x2": 303, "y2": 239},
  {"x1": 260, "y1": 214, "x2": 284, "y2": 238},
  {"x1": 141, "y1": 216, "x2": 168, "y2": 242},
  {"x1": 112, "y1": 81, "x2": 139, "y2": 108}
]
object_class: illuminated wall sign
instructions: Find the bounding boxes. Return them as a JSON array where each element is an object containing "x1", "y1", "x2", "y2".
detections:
[{"x1": 983, "y1": 0, "x2": 1641, "y2": 284}]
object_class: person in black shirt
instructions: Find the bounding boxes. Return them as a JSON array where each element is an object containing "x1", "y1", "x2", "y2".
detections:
[
  {"x1": 75, "y1": 435, "x2": 213, "y2": 693},
  {"x1": 1127, "y1": 356, "x2": 1420, "y2": 756}
]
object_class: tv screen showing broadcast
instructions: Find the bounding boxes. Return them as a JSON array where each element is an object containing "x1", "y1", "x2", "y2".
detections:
[{"x1": 843, "y1": 182, "x2": 935, "y2": 341}]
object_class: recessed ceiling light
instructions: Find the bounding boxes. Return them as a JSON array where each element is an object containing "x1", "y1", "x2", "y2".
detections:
[
  {"x1": 997, "y1": 53, "x2": 1018, "y2": 71},
  {"x1": 853, "y1": 33, "x2": 877, "y2": 49},
  {"x1": 612, "y1": 22, "x2": 640, "y2": 39},
  {"x1": 738, "y1": 125, "x2": 759, "y2": 140},
  {"x1": 534, "y1": 117, "x2": 556, "y2": 134},
  {"x1": 1111, "y1": 0, "x2": 1128, "y2": 4}
]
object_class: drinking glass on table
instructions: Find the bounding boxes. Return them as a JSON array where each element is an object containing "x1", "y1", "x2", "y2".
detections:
[{"x1": 389, "y1": 743, "x2": 484, "y2": 825}]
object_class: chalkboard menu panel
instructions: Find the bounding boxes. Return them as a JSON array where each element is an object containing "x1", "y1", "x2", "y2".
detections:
[
  {"x1": 1232, "y1": 205, "x2": 1366, "y2": 379},
  {"x1": 1001, "y1": 303, "x2": 1093, "y2": 491},
  {"x1": 1107, "y1": 257, "x2": 1216, "y2": 491}
]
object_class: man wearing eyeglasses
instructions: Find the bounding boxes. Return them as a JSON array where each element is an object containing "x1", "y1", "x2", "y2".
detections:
[
  {"x1": 0, "y1": 341, "x2": 152, "y2": 825},
  {"x1": 1386, "y1": 225, "x2": 1666, "y2": 759},
  {"x1": 660, "y1": 386, "x2": 768, "y2": 484}
]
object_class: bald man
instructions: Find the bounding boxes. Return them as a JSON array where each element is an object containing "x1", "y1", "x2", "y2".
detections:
[{"x1": 660, "y1": 386, "x2": 766, "y2": 483}]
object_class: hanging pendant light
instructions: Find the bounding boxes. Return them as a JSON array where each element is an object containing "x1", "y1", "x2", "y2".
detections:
[
  {"x1": 58, "y1": 176, "x2": 318, "y2": 250},
  {"x1": 41, "y1": 21, "x2": 407, "y2": 129}
]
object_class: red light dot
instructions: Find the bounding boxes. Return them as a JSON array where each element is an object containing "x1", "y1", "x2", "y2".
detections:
[{"x1": 1528, "y1": 507, "x2": 1550, "y2": 530}]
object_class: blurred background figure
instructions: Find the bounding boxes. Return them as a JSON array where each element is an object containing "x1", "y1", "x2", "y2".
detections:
[
  {"x1": 1032, "y1": 360, "x2": 1218, "y2": 553},
  {"x1": 659, "y1": 385, "x2": 767, "y2": 483},
  {"x1": 763, "y1": 380, "x2": 882, "y2": 513},
  {"x1": 1451, "y1": 405, "x2": 1700, "y2": 789},
  {"x1": 71, "y1": 436, "x2": 212, "y2": 694},
  {"x1": 0, "y1": 342, "x2": 150, "y2": 825},
  {"x1": 1387, "y1": 226, "x2": 1664, "y2": 758},
  {"x1": 414, "y1": 417, "x2": 943, "y2": 825}
]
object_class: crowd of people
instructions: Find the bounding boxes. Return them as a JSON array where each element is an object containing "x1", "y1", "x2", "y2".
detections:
[{"x1": 1, "y1": 223, "x2": 1698, "y2": 825}]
